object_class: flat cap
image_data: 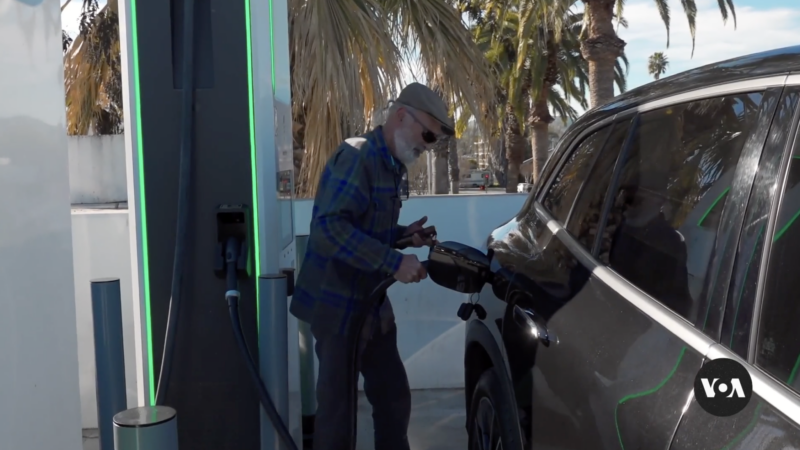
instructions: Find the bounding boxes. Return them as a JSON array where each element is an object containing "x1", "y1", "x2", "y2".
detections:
[{"x1": 395, "y1": 83, "x2": 455, "y2": 136}]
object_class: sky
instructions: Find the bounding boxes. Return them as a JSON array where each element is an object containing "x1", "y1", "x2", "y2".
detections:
[
  {"x1": 60, "y1": 0, "x2": 800, "y2": 118},
  {"x1": 60, "y1": 0, "x2": 92, "y2": 38},
  {"x1": 612, "y1": 0, "x2": 800, "y2": 96}
]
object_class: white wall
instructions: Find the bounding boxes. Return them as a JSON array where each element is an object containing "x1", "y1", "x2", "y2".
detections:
[
  {"x1": 71, "y1": 210, "x2": 138, "y2": 429},
  {"x1": 0, "y1": 1, "x2": 84, "y2": 448},
  {"x1": 71, "y1": 194, "x2": 527, "y2": 427},
  {"x1": 68, "y1": 135, "x2": 128, "y2": 205}
]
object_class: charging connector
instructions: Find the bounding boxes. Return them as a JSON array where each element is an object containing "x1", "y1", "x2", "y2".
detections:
[{"x1": 214, "y1": 204, "x2": 252, "y2": 279}]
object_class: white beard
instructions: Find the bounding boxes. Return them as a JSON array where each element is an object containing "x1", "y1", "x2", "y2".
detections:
[{"x1": 393, "y1": 128, "x2": 423, "y2": 165}]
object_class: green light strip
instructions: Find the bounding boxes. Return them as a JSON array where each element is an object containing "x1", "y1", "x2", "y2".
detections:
[
  {"x1": 614, "y1": 347, "x2": 687, "y2": 450},
  {"x1": 128, "y1": 0, "x2": 156, "y2": 407},
  {"x1": 772, "y1": 207, "x2": 800, "y2": 242},
  {"x1": 697, "y1": 187, "x2": 730, "y2": 227},
  {"x1": 719, "y1": 403, "x2": 763, "y2": 450},
  {"x1": 244, "y1": 0, "x2": 262, "y2": 329}
]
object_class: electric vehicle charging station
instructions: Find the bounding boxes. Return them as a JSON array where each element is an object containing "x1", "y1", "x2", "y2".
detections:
[{"x1": 117, "y1": 0, "x2": 301, "y2": 446}]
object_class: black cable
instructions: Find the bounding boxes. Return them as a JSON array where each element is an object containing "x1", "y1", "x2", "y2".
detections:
[
  {"x1": 155, "y1": 0, "x2": 196, "y2": 406},
  {"x1": 224, "y1": 243, "x2": 299, "y2": 450},
  {"x1": 227, "y1": 298, "x2": 298, "y2": 450},
  {"x1": 344, "y1": 264, "x2": 426, "y2": 449}
]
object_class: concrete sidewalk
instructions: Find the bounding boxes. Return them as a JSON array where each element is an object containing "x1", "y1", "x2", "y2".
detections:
[{"x1": 82, "y1": 388, "x2": 468, "y2": 450}]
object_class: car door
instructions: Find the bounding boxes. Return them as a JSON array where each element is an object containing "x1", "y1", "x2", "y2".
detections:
[
  {"x1": 668, "y1": 87, "x2": 800, "y2": 449},
  {"x1": 498, "y1": 87, "x2": 776, "y2": 450},
  {"x1": 487, "y1": 115, "x2": 630, "y2": 445}
]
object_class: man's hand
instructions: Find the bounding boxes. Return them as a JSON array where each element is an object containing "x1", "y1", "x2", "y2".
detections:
[
  {"x1": 394, "y1": 254, "x2": 427, "y2": 284},
  {"x1": 402, "y1": 216, "x2": 437, "y2": 248},
  {"x1": 405, "y1": 216, "x2": 428, "y2": 235},
  {"x1": 409, "y1": 233, "x2": 439, "y2": 248}
]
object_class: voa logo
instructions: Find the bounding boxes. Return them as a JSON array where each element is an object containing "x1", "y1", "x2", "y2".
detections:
[
  {"x1": 693, "y1": 358, "x2": 753, "y2": 417},
  {"x1": 699, "y1": 377, "x2": 746, "y2": 399}
]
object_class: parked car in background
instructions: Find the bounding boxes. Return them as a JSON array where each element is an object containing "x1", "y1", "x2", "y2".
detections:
[
  {"x1": 455, "y1": 46, "x2": 800, "y2": 449},
  {"x1": 461, "y1": 170, "x2": 492, "y2": 188}
]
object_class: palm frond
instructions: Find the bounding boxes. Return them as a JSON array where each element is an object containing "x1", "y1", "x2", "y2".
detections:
[
  {"x1": 63, "y1": 0, "x2": 122, "y2": 135},
  {"x1": 291, "y1": 0, "x2": 405, "y2": 197},
  {"x1": 387, "y1": 0, "x2": 498, "y2": 134}
]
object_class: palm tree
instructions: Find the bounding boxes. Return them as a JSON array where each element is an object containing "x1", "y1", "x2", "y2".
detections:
[
  {"x1": 523, "y1": 5, "x2": 628, "y2": 182},
  {"x1": 63, "y1": 0, "x2": 123, "y2": 135},
  {"x1": 427, "y1": 84, "x2": 458, "y2": 194},
  {"x1": 290, "y1": 0, "x2": 498, "y2": 197},
  {"x1": 63, "y1": 0, "x2": 499, "y2": 197},
  {"x1": 518, "y1": 0, "x2": 736, "y2": 109},
  {"x1": 648, "y1": 51, "x2": 669, "y2": 80},
  {"x1": 447, "y1": 136, "x2": 460, "y2": 193},
  {"x1": 466, "y1": 1, "x2": 628, "y2": 190},
  {"x1": 467, "y1": 8, "x2": 529, "y2": 192}
]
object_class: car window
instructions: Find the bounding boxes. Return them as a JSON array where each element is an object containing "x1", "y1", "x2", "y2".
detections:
[
  {"x1": 541, "y1": 126, "x2": 612, "y2": 224},
  {"x1": 720, "y1": 89, "x2": 799, "y2": 359},
  {"x1": 567, "y1": 119, "x2": 633, "y2": 253},
  {"x1": 755, "y1": 131, "x2": 800, "y2": 393},
  {"x1": 600, "y1": 92, "x2": 764, "y2": 323}
]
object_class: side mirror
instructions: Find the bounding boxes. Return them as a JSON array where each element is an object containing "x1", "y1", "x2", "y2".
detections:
[
  {"x1": 427, "y1": 241, "x2": 491, "y2": 294},
  {"x1": 399, "y1": 171, "x2": 410, "y2": 201}
]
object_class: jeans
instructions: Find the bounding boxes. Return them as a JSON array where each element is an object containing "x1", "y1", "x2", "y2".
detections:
[{"x1": 312, "y1": 323, "x2": 411, "y2": 450}]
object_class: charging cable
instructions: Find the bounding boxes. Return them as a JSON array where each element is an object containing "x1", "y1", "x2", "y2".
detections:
[{"x1": 223, "y1": 237, "x2": 300, "y2": 450}]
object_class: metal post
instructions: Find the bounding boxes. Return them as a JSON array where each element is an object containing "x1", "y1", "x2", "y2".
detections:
[
  {"x1": 113, "y1": 406, "x2": 179, "y2": 450},
  {"x1": 259, "y1": 274, "x2": 291, "y2": 450},
  {"x1": 91, "y1": 278, "x2": 128, "y2": 450}
]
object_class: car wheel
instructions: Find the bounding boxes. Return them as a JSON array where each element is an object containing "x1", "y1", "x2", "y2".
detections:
[{"x1": 468, "y1": 367, "x2": 524, "y2": 450}]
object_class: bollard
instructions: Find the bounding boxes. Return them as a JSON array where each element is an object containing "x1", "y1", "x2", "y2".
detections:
[
  {"x1": 259, "y1": 273, "x2": 291, "y2": 450},
  {"x1": 91, "y1": 278, "x2": 128, "y2": 450},
  {"x1": 113, "y1": 406, "x2": 179, "y2": 450}
]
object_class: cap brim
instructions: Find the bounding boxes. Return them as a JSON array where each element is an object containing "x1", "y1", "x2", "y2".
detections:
[{"x1": 440, "y1": 125, "x2": 455, "y2": 136}]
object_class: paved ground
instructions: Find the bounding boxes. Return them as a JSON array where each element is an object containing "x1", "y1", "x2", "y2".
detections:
[
  {"x1": 357, "y1": 389, "x2": 467, "y2": 450},
  {"x1": 82, "y1": 388, "x2": 468, "y2": 450}
]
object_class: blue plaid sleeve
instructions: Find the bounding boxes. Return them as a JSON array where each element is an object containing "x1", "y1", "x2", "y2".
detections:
[
  {"x1": 393, "y1": 225, "x2": 408, "y2": 247},
  {"x1": 311, "y1": 146, "x2": 404, "y2": 274}
]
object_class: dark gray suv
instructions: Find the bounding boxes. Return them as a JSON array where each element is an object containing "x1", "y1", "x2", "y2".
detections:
[{"x1": 434, "y1": 46, "x2": 800, "y2": 449}]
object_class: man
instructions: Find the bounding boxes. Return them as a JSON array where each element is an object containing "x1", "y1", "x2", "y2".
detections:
[{"x1": 290, "y1": 82, "x2": 454, "y2": 450}]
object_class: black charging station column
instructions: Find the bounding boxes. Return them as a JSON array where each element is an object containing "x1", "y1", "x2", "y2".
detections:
[{"x1": 119, "y1": 0, "x2": 262, "y2": 448}]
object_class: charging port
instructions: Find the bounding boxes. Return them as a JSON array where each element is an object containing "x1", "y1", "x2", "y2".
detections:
[{"x1": 214, "y1": 204, "x2": 251, "y2": 279}]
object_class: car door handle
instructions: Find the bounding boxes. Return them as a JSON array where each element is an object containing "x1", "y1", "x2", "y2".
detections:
[{"x1": 513, "y1": 305, "x2": 555, "y2": 347}]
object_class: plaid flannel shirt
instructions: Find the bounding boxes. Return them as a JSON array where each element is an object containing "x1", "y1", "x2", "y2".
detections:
[{"x1": 290, "y1": 126, "x2": 409, "y2": 337}]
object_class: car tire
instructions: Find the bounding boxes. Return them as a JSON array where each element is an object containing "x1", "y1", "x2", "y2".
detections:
[{"x1": 468, "y1": 367, "x2": 524, "y2": 450}]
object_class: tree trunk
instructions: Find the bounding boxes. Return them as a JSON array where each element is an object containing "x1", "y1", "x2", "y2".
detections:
[
  {"x1": 504, "y1": 103, "x2": 524, "y2": 193},
  {"x1": 432, "y1": 138, "x2": 450, "y2": 194},
  {"x1": 530, "y1": 119, "x2": 550, "y2": 183},
  {"x1": 448, "y1": 136, "x2": 460, "y2": 194},
  {"x1": 581, "y1": 0, "x2": 626, "y2": 108},
  {"x1": 528, "y1": 35, "x2": 557, "y2": 184},
  {"x1": 490, "y1": 134, "x2": 507, "y2": 188}
]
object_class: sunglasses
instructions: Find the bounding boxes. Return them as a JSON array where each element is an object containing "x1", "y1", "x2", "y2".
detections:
[{"x1": 404, "y1": 109, "x2": 438, "y2": 144}]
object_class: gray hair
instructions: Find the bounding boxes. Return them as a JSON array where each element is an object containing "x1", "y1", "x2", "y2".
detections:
[{"x1": 380, "y1": 101, "x2": 417, "y2": 125}]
